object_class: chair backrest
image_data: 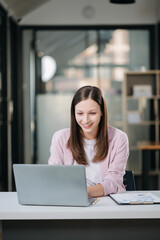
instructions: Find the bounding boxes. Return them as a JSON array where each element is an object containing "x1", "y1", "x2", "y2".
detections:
[{"x1": 123, "y1": 170, "x2": 136, "y2": 191}]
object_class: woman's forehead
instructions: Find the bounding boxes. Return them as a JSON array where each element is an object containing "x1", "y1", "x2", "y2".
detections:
[{"x1": 75, "y1": 99, "x2": 100, "y2": 110}]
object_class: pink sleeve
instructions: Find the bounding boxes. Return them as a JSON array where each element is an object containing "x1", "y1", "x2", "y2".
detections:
[
  {"x1": 100, "y1": 132, "x2": 129, "y2": 196},
  {"x1": 48, "y1": 132, "x2": 64, "y2": 165}
]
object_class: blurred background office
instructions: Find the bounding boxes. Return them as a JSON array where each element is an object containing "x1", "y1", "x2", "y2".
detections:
[{"x1": 0, "y1": 0, "x2": 160, "y2": 191}]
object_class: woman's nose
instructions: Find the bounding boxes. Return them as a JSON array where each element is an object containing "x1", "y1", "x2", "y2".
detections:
[{"x1": 83, "y1": 114, "x2": 89, "y2": 123}]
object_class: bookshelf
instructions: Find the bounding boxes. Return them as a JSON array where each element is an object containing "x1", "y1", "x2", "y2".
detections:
[{"x1": 123, "y1": 70, "x2": 160, "y2": 189}]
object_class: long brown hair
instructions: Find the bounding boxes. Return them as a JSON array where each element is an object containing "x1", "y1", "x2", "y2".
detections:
[{"x1": 67, "y1": 85, "x2": 108, "y2": 165}]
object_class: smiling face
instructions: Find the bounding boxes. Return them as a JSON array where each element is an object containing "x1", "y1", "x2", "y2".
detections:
[{"x1": 75, "y1": 98, "x2": 102, "y2": 140}]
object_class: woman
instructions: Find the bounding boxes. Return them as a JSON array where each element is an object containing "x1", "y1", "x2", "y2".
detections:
[{"x1": 48, "y1": 85, "x2": 129, "y2": 198}]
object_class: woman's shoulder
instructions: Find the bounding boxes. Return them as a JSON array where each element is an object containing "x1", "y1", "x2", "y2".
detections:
[
  {"x1": 108, "y1": 126, "x2": 128, "y2": 142},
  {"x1": 52, "y1": 128, "x2": 70, "y2": 142},
  {"x1": 54, "y1": 128, "x2": 70, "y2": 136}
]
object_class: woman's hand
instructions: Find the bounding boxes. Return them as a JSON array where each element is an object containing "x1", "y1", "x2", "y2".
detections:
[{"x1": 87, "y1": 184, "x2": 104, "y2": 198}]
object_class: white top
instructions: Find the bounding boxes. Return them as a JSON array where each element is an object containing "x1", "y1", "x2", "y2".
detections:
[
  {"x1": 0, "y1": 191, "x2": 160, "y2": 220},
  {"x1": 74, "y1": 138, "x2": 102, "y2": 186}
]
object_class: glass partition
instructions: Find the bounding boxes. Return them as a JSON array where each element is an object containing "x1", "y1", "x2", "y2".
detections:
[{"x1": 35, "y1": 29, "x2": 150, "y2": 164}]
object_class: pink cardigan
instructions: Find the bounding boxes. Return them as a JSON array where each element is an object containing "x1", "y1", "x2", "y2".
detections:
[{"x1": 48, "y1": 126, "x2": 129, "y2": 196}]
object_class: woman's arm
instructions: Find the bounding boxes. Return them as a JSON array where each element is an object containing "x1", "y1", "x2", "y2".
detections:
[
  {"x1": 48, "y1": 131, "x2": 64, "y2": 165},
  {"x1": 87, "y1": 184, "x2": 104, "y2": 198},
  {"x1": 100, "y1": 132, "x2": 129, "y2": 196},
  {"x1": 48, "y1": 129, "x2": 73, "y2": 165}
]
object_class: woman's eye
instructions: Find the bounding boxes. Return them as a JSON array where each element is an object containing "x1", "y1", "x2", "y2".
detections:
[
  {"x1": 90, "y1": 112, "x2": 96, "y2": 115},
  {"x1": 77, "y1": 112, "x2": 83, "y2": 115}
]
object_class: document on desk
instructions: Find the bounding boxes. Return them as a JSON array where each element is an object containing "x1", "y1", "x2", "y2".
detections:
[{"x1": 110, "y1": 192, "x2": 160, "y2": 205}]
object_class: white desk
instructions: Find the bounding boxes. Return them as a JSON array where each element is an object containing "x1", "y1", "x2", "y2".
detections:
[{"x1": 1, "y1": 191, "x2": 160, "y2": 240}]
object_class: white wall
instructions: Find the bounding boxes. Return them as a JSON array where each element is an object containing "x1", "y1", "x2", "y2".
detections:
[{"x1": 20, "y1": 0, "x2": 159, "y2": 26}]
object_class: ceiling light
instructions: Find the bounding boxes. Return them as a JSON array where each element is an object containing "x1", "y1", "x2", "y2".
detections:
[{"x1": 110, "y1": 0, "x2": 135, "y2": 4}]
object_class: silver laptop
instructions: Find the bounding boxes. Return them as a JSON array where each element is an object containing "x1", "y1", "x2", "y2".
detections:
[{"x1": 13, "y1": 164, "x2": 95, "y2": 207}]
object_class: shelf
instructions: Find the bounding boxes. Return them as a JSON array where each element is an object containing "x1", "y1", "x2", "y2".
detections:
[
  {"x1": 127, "y1": 121, "x2": 157, "y2": 125},
  {"x1": 129, "y1": 144, "x2": 160, "y2": 150},
  {"x1": 134, "y1": 171, "x2": 160, "y2": 176},
  {"x1": 137, "y1": 141, "x2": 160, "y2": 150},
  {"x1": 125, "y1": 70, "x2": 160, "y2": 75},
  {"x1": 126, "y1": 96, "x2": 160, "y2": 99},
  {"x1": 123, "y1": 70, "x2": 160, "y2": 190}
]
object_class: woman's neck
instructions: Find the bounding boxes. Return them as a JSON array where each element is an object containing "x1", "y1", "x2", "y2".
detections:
[{"x1": 82, "y1": 132, "x2": 97, "y2": 140}]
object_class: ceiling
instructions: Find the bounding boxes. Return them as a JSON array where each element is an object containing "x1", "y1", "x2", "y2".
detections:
[
  {"x1": 0, "y1": 0, "x2": 119, "y2": 70},
  {"x1": 0, "y1": 0, "x2": 158, "y2": 72},
  {"x1": 1, "y1": 0, "x2": 159, "y2": 25},
  {"x1": 0, "y1": 0, "x2": 51, "y2": 20}
]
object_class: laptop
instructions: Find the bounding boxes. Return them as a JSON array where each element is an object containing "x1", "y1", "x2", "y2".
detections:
[{"x1": 13, "y1": 164, "x2": 95, "y2": 207}]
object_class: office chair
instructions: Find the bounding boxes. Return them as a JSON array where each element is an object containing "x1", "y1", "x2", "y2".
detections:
[{"x1": 123, "y1": 170, "x2": 136, "y2": 191}]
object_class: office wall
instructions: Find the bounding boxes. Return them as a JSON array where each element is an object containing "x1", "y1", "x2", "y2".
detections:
[
  {"x1": 22, "y1": 30, "x2": 35, "y2": 164},
  {"x1": 157, "y1": 0, "x2": 160, "y2": 21},
  {"x1": 20, "y1": 0, "x2": 158, "y2": 25}
]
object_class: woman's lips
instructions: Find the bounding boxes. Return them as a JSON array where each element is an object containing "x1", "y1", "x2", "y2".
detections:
[{"x1": 82, "y1": 123, "x2": 93, "y2": 129}]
